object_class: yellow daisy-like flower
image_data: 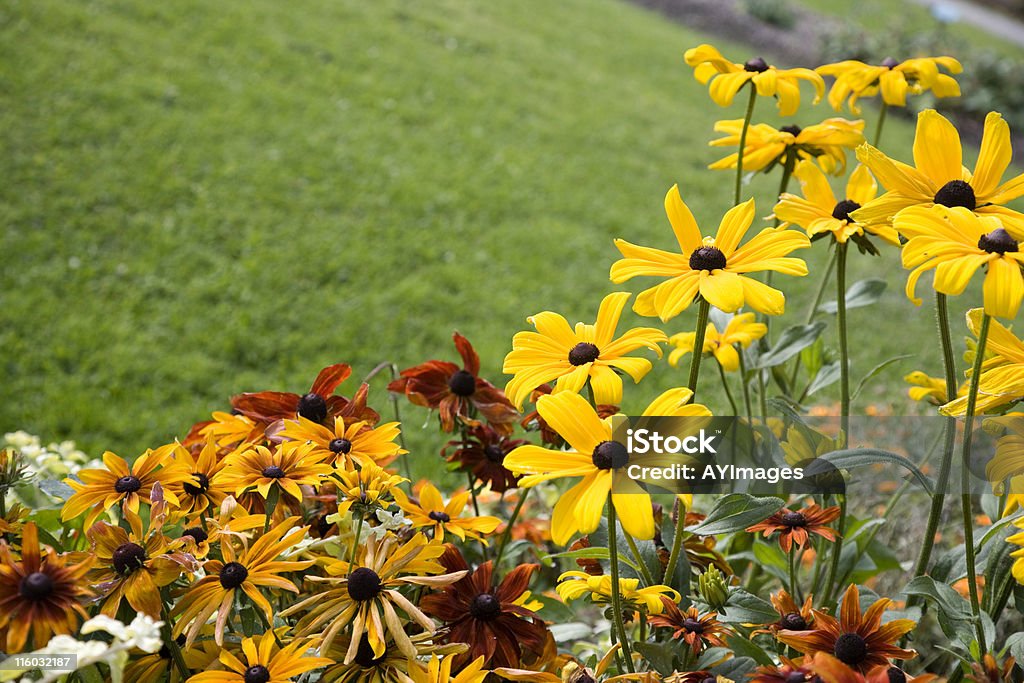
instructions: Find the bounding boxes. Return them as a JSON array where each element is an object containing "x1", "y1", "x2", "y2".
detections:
[
  {"x1": 331, "y1": 460, "x2": 408, "y2": 518},
  {"x1": 853, "y1": 110, "x2": 1024, "y2": 235},
  {"x1": 392, "y1": 481, "x2": 501, "y2": 544},
  {"x1": 941, "y1": 309, "x2": 1024, "y2": 416},
  {"x1": 641, "y1": 387, "x2": 714, "y2": 419},
  {"x1": 1004, "y1": 515, "x2": 1024, "y2": 584},
  {"x1": 709, "y1": 118, "x2": 865, "y2": 176},
  {"x1": 668, "y1": 312, "x2": 767, "y2": 372},
  {"x1": 984, "y1": 413, "x2": 1024, "y2": 514},
  {"x1": 556, "y1": 570, "x2": 680, "y2": 614},
  {"x1": 893, "y1": 205, "x2": 1024, "y2": 319},
  {"x1": 904, "y1": 371, "x2": 955, "y2": 405},
  {"x1": 410, "y1": 654, "x2": 488, "y2": 683},
  {"x1": 195, "y1": 410, "x2": 264, "y2": 451},
  {"x1": 277, "y1": 415, "x2": 406, "y2": 470},
  {"x1": 184, "y1": 631, "x2": 333, "y2": 683},
  {"x1": 217, "y1": 442, "x2": 332, "y2": 503},
  {"x1": 817, "y1": 56, "x2": 962, "y2": 113},
  {"x1": 502, "y1": 292, "x2": 667, "y2": 410},
  {"x1": 684, "y1": 44, "x2": 824, "y2": 116},
  {"x1": 169, "y1": 438, "x2": 231, "y2": 517},
  {"x1": 610, "y1": 187, "x2": 810, "y2": 321},
  {"x1": 775, "y1": 161, "x2": 899, "y2": 248},
  {"x1": 505, "y1": 391, "x2": 660, "y2": 545}
]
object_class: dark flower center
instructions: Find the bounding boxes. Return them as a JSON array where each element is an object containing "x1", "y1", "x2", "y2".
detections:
[
  {"x1": 933, "y1": 179, "x2": 976, "y2": 210},
  {"x1": 781, "y1": 611, "x2": 808, "y2": 630},
  {"x1": 591, "y1": 440, "x2": 629, "y2": 470},
  {"x1": 781, "y1": 511, "x2": 807, "y2": 527},
  {"x1": 881, "y1": 57, "x2": 900, "y2": 68},
  {"x1": 689, "y1": 246, "x2": 727, "y2": 272},
  {"x1": 744, "y1": 57, "x2": 769, "y2": 72},
  {"x1": 297, "y1": 392, "x2": 328, "y2": 423},
  {"x1": 347, "y1": 567, "x2": 383, "y2": 601},
  {"x1": 428, "y1": 510, "x2": 451, "y2": 523},
  {"x1": 484, "y1": 444, "x2": 505, "y2": 463},
  {"x1": 834, "y1": 632, "x2": 868, "y2": 666},
  {"x1": 261, "y1": 465, "x2": 286, "y2": 479},
  {"x1": 469, "y1": 592, "x2": 502, "y2": 620},
  {"x1": 978, "y1": 228, "x2": 1019, "y2": 255},
  {"x1": 19, "y1": 571, "x2": 54, "y2": 600},
  {"x1": 786, "y1": 672, "x2": 808, "y2": 683},
  {"x1": 682, "y1": 617, "x2": 704, "y2": 633},
  {"x1": 887, "y1": 668, "x2": 907, "y2": 683},
  {"x1": 158, "y1": 635, "x2": 186, "y2": 660},
  {"x1": 832, "y1": 199, "x2": 861, "y2": 223},
  {"x1": 568, "y1": 342, "x2": 600, "y2": 366},
  {"x1": 353, "y1": 634, "x2": 386, "y2": 667},
  {"x1": 329, "y1": 438, "x2": 353, "y2": 454},
  {"x1": 447, "y1": 369, "x2": 477, "y2": 397},
  {"x1": 183, "y1": 472, "x2": 210, "y2": 496},
  {"x1": 219, "y1": 561, "x2": 249, "y2": 589},
  {"x1": 781, "y1": 124, "x2": 802, "y2": 136},
  {"x1": 244, "y1": 665, "x2": 271, "y2": 683},
  {"x1": 182, "y1": 526, "x2": 209, "y2": 544},
  {"x1": 701, "y1": 677, "x2": 717, "y2": 683},
  {"x1": 114, "y1": 475, "x2": 142, "y2": 494},
  {"x1": 112, "y1": 542, "x2": 147, "y2": 575}
]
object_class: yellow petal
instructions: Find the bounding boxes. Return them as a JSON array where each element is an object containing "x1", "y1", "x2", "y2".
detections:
[
  {"x1": 698, "y1": 271, "x2": 745, "y2": 313},
  {"x1": 714, "y1": 199, "x2": 756, "y2": 257},
  {"x1": 740, "y1": 276, "x2": 786, "y2": 316},
  {"x1": 971, "y1": 112, "x2": 1012, "y2": 197},
  {"x1": 846, "y1": 164, "x2": 878, "y2": 205},
  {"x1": 594, "y1": 292, "x2": 630, "y2": 348},
  {"x1": 665, "y1": 185, "x2": 703, "y2": 252},
  {"x1": 536, "y1": 392, "x2": 608, "y2": 454},
  {"x1": 984, "y1": 257, "x2": 1024, "y2": 320},
  {"x1": 933, "y1": 254, "x2": 990, "y2": 297},
  {"x1": 612, "y1": 491, "x2": 655, "y2": 540},
  {"x1": 913, "y1": 110, "x2": 963, "y2": 187}
]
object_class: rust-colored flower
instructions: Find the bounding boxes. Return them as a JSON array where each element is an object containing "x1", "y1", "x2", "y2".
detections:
[
  {"x1": 966, "y1": 653, "x2": 1016, "y2": 683},
  {"x1": 756, "y1": 588, "x2": 815, "y2": 635},
  {"x1": 647, "y1": 598, "x2": 728, "y2": 654},
  {"x1": 867, "y1": 666, "x2": 937, "y2": 683},
  {"x1": 420, "y1": 545, "x2": 547, "y2": 669},
  {"x1": 778, "y1": 584, "x2": 916, "y2": 673},
  {"x1": 747, "y1": 503, "x2": 840, "y2": 552},
  {"x1": 445, "y1": 424, "x2": 525, "y2": 493},
  {"x1": 752, "y1": 653, "x2": 867, "y2": 683},
  {"x1": 389, "y1": 332, "x2": 519, "y2": 434},
  {"x1": 231, "y1": 363, "x2": 379, "y2": 426}
]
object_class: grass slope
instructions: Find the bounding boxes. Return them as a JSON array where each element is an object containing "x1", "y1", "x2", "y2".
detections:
[{"x1": 0, "y1": 0, "x2": 1008, "y2": 472}]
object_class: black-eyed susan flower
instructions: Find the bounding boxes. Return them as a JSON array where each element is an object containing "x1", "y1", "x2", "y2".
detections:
[
  {"x1": 218, "y1": 442, "x2": 332, "y2": 504},
  {"x1": 818, "y1": 56, "x2": 962, "y2": 112},
  {"x1": 775, "y1": 162, "x2": 899, "y2": 250},
  {"x1": 420, "y1": 545, "x2": 547, "y2": 670},
  {"x1": 184, "y1": 631, "x2": 332, "y2": 683},
  {"x1": 169, "y1": 438, "x2": 230, "y2": 517},
  {"x1": 502, "y1": 292, "x2": 667, "y2": 409},
  {"x1": 277, "y1": 415, "x2": 406, "y2": 470},
  {"x1": 648, "y1": 599, "x2": 729, "y2": 654},
  {"x1": 444, "y1": 424, "x2": 525, "y2": 493},
  {"x1": 388, "y1": 332, "x2": 519, "y2": 435},
  {"x1": 186, "y1": 410, "x2": 264, "y2": 453},
  {"x1": 757, "y1": 589, "x2": 816, "y2": 635},
  {"x1": 125, "y1": 633, "x2": 221, "y2": 683},
  {"x1": 0, "y1": 522, "x2": 94, "y2": 652},
  {"x1": 942, "y1": 310, "x2": 1024, "y2": 416},
  {"x1": 668, "y1": 312, "x2": 767, "y2": 372},
  {"x1": 684, "y1": 44, "x2": 824, "y2": 116},
  {"x1": 854, "y1": 110, "x2": 1024, "y2": 235},
  {"x1": 610, "y1": 187, "x2": 810, "y2": 321},
  {"x1": 332, "y1": 460, "x2": 408, "y2": 518},
  {"x1": 709, "y1": 118, "x2": 865, "y2": 176},
  {"x1": 392, "y1": 481, "x2": 500, "y2": 544},
  {"x1": 62, "y1": 448, "x2": 192, "y2": 526},
  {"x1": 280, "y1": 533, "x2": 466, "y2": 660},
  {"x1": 751, "y1": 653, "x2": 866, "y2": 683},
  {"x1": 172, "y1": 516, "x2": 313, "y2": 646},
  {"x1": 904, "y1": 371, "x2": 961, "y2": 406},
  {"x1": 556, "y1": 570, "x2": 679, "y2": 614},
  {"x1": 504, "y1": 391, "x2": 659, "y2": 544},
  {"x1": 747, "y1": 503, "x2": 840, "y2": 552},
  {"x1": 232, "y1": 362, "x2": 378, "y2": 426},
  {"x1": 778, "y1": 584, "x2": 916, "y2": 673},
  {"x1": 410, "y1": 654, "x2": 488, "y2": 683},
  {"x1": 319, "y1": 631, "x2": 465, "y2": 683},
  {"x1": 640, "y1": 388, "x2": 714, "y2": 418},
  {"x1": 894, "y1": 206, "x2": 1024, "y2": 319}
]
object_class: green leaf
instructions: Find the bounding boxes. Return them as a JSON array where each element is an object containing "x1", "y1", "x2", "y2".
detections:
[
  {"x1": 717, "y1": 588, "x2": 778, "y2": 624},
  {"x1": 800, "y1": 337, "x2": 824, "y2": 378},
  {"x1": 851, "y1": 355, "x2": 914, "y2": 401},
  {"x1": 903, "y1": 576, "x2": 974, "y2": 645},
  {"x1": 805, "y1": 361, "x2": 841, "y2": 397},
  {"x1": 635, "y1": 642, "x2": 683, "y2": 675},
  {"x1": 804, "y1": 448, "x2": 934, "y2": 494},
  {"x1": 1007, "y1": 632, "x2": 1024, "y2": 665},
  {"x1": 818, "y1": 278, "x2": 887, "y2": 314},
  {"x1": 688, "y1": 493, "x2": 785, "y2": 535},
  {"x1": 727, "y1": 634, "x2": 776, "y2": 667},
  {"x1": 752, "y1": 323, "x2": 827, "y2": 369}
]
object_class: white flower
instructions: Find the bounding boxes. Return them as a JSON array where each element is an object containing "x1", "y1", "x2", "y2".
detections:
[{"x1": 81, "y1": 614, "x2": 163, "y2": 652}]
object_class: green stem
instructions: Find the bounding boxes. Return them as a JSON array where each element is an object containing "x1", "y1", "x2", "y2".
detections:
[
  {"x1": 492, "y1": 487, "x2": 530, "y2": 580},
  {"x1": 607, "y1": 501, "x2": 636, "y2": 673},
  {"x1": 960, "y1": 311, "x2": 991, "y2": 655},
  {"x1": 624, "y1": 530, "x2": 656, "y2": 587},
  {"x1": 873, "y1": 102, "x2": 889, "y2": 148},
  {"x1": 788, "y1": 247, "x2": 838, "y2": 391},
  {"x1": 836, "y1": 241, "x2": 851, "y2": 442},
  {"x1": 263, "y1": 485, "x2": 280, "y2": 534},
  {"x1": 788, "y1": 544, "x2": 798, "y2": 597},
  {"x1": 663, "y1": 498, "x2": 687, "y2": 588},
  {"x1": 161, "y1": 600, "x2": 190, "y2": 680},
  {"x1": 737, "y1": 350, "x2": 754, "y2": 428},
  {"x1": 348, "y1": 508, "x2": 363, "y2": 572},
  {"x1": 734, "y1": 84, "x2": 758, "y2": 205},
  {"x1": 716, "y1": 358, "x2": 739, "y2": 416},
  {"x1": 822, "y1": 495, "x2": 846, "y2": 606},
  {"x1": 687, "y1": 300, "x2": 712, "y2": 394}
]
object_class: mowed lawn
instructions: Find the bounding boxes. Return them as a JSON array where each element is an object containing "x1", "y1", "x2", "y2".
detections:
[{"x1": 0, "y1": 0, "x2": 1015, "y2": 474}]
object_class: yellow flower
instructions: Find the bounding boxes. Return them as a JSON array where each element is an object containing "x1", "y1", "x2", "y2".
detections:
[
  {"x1": 904, "y1": 371, "x2": 955, "y2": 405},
  {"x1": 1005, "y1": 515, "x2": 1024, "y2": 584},
  {"x1": 684, "y1": 44, "x2": 824, "y2": 116},
  {"x1": 410, "y1": 654, "x2": 488, "y2": 683},
  {"x1": 817, "y1": 56, "x2": 962, "y2": 113},
  {"x1": 277, "y1": 415, "x2": 406, "y2": 470},
  {"x1": 641, "y1": 388, "x2": 713, "y2": 418},
  {"x1": 169, "y1": 438, "x2": 231, "y2": 517},
  {"x1": 854, "y1": 110, "x2": 1024, "y2": 235},
  {"x1": 942, "y1": 310, "x2": 1024, "y2": 416},
  {"x1": 668, "y1": 312, "x2": 767, "y2": 372},
  {"x1": 610, "y1": 187, "x2": 810, "y2": 321},
  {"x1": 709, "y1": 118, "x2": 864, "y2": 176},
  {"x1": 217, "y1": 442, "x2": 332, "y2": 503},
  {"x1": 984, "y1": 413, "x2": 1024, "y2": 514},
  {"x1": 556, "y1": 570, "x2": 680, "y2": 614},
  {"x1": 184, "y1": 631, "x2": 332, "y2": 683},
  {"x1": 392, "y1": 481, "x2": 501, "y2": 544},
  {"x1": 504, "y1": 392, "x2": 656, "y2": 544},
  {"x1": 894, "y1": 206, "x2": 1024, "y2": 319},
  {"x1": 502, "y1": 292, "x2": 667, "y2": 409},
  {"x1": 775, "y1": 161, "x2": 899, "y2": 249},
  {"x1": 331, "y1": 460, "x2": 408, "y2": 518}
]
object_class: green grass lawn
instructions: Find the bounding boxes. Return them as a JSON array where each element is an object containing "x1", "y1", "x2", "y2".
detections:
[{"x1": 1, "y1": 0, "x2": 1018, "y2": 478}]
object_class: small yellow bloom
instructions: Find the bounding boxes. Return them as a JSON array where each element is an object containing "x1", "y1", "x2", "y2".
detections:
[
  {"x1": 817, "y1": 56, "x2": 962, "y2": 113},
  {"x1": 904, "y1": 371, "x2": 952, "y2": 405},
  {"x1": 217, "y1": 442, "x2": 332, "y2": 503},
  {"x1": 942, "y1": 310, "x2": 1024, "y2": 416},
  {"x1": 984, "y1": 413, "x2": 1024, "y2": 514},
  {"x1": 611, "y1": 187, "x2": 810, "y2": 321},
  {"x1": 710, "y1": 118, "x2": 864, "y2": 176},
  {"x1": 557, "y1": 570, "x2": 680, "y2": 613},
  {"x1": 331, "y1": 460, "x2": 408, "y2": 518},
  {"x1": 668, "y1": 312, "x2": 767, "y2": 372},
  {"x1": 684, "y1": 44, "x2": 824, "y2": 116},
  {"x1": 393, "y1": 481, "x2": 501, "y2": 544},
  {"x1": 411, "y1": 654, "x2": 488, "y2": 683},
  {"x1": 184, "y1": 631, "x2": 332, "y2": 683}
]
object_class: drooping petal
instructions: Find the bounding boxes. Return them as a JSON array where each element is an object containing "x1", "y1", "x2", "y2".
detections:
[{"x1": 983, "y1": 256, "x2": 1024, "y2": 320}]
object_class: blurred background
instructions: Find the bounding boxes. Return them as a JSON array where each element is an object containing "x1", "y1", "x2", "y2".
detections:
[{"x1": 2, "y1": 0, "x2": 1023, "y2": 471}]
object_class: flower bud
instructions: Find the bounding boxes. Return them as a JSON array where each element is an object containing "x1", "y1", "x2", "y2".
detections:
[{"x1": 698, "y1": 565, "x2": 729, "y2": 611}]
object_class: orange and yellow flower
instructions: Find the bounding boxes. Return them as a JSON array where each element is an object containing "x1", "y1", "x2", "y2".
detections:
[
  {"x1": 184, "y1": 631, "x2": 332, "y2": 683},
  {"x1": 217, "y1": 442, "x2": 332, "y2": 503},
  {"x1": 393, "y1": 481, "x2": 500, "y2": 544},
  {"x1": 277, "y1": 415, "x2": 406, "y2": 470}
]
